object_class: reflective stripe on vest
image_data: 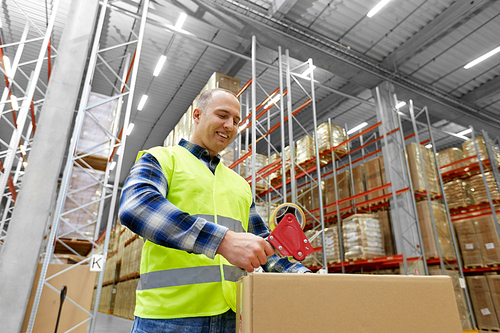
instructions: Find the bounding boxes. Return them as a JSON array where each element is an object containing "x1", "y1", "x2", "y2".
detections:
[
  {"x1": 137, "y1": 265, "x2": 246, "y2": 291},
  {"x1": 194, "y1": 214, "x2": 245, "y2": 233}
]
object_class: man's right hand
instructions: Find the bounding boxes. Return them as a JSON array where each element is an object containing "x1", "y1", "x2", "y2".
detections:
[{"x1": 216, "y1": 231, "x2": 275, "y2": 272}]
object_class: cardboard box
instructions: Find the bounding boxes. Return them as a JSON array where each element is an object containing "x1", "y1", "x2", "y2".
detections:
[
  {"x1": 236, "y1": 273, "x2": 462, "y2": 333},
  {"x1": 467, "y1": 275, "x2": 500, "y2": 330},
  {"x1": 416, "y1": 200, "x2": 455, "y2": 259}
]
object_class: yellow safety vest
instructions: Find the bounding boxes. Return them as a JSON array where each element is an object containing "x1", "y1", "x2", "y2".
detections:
[{"x1": 134, "y1": 145, "x2": 251, "y2": 319}]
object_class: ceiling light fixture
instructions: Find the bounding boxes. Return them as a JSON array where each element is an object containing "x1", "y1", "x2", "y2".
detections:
[
  {"x1": 347, "y1": 122, "x2": 368, "y2": 135},
  {"x1": 425, "y1": 144, "x2": 432, "y2": 149},
  {"x1": 126, "y1": 123, "x2": 135, "y2": 136},
  {"x1": 395, "y1": 101, "x2": 406, "y2": 109},
  {"x1": 367, "y1": 0, "x2": 392, "y2": 18},
  {"x1": 153, "y1": 55, "x2": 167, "y2": 77},
  {"x1": 456, "y1": 128, "x2": 472, "y2": 137},
  {"x1": 175, "y1": 13, "x2": 187, "y2": 30},
  {"x1": 137, "y1": 95, "x2": 148, "y2": 111},
  {"x1": 464, "y1": 45, "x2": 500, "y2": 69}
]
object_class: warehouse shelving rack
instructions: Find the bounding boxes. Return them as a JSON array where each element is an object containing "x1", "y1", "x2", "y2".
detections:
[
  {"x1": 0, "y1": 0, "x2": 60, "y2": 254},
  {"x1": 229, "y1": 37, "x2": 329, "y2": 270},
  {"x1": 25, "y1": 1, "x2": 149, "y2": 332},
  {"x1": 406, "y1": 101, "x2": 476, "y2": 329}
]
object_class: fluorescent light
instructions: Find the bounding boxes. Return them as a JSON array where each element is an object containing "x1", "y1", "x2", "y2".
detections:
[
  {"x1": 109, "y1": 161, "x2": 116, "y2": 171},
  {"x1": 456, "y1": 128, "x2": 472, "y2": 137},
  {"x1": 425, "y1": 144, "x2": 432, "y2": 149},
  {"x1": 464, "y1": 45, "x2": 500, "y2": 69},
  {"x1": 137, "y1": 95, "x2": 148, "y2": 111},
  {"x1": 367, "y1": 0, "x2": 392, "y2": 18},
  {"x1": 347, "y1": 122, "x2": 368, "y2": 135},
  {"x1": 3, "y1": 56, "x2": 12, "y2": 77},
  {"x1": 10, "y1": 95, "x2": 18, "y2": 110},
  {"x1": 301, "y1": 65, "x2": 316, "y2": 77},
  {"x1": 175, "y1": 13, "x2": 187, "y2": 30},
  {"x1": 126, "y1": 123, "x2": 135, "y2": 136},
  {"x1": 395, "y1": 101, "x2": 406, "y2": 109},
  {"x1": 153, "y1": 55, "x2": 167, "y2": 76}
]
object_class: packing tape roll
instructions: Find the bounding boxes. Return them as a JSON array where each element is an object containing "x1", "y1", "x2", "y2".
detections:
[{"x1": 269, "y1": 203, "x2": 306, "y2": 231}]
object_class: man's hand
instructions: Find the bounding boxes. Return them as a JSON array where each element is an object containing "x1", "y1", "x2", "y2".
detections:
[{"x1": 216, "y1": 231, "x2": 275, "y2": 272}]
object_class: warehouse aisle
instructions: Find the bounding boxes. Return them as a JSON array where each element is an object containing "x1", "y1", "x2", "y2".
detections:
[{"x1": 95, "y1": 312, "x2": 133, "y2": 333}]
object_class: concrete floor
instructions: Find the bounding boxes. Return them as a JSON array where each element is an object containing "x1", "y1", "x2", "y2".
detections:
[{"x1": 94, "y1": 312, "x2": 133, "y2": 333}]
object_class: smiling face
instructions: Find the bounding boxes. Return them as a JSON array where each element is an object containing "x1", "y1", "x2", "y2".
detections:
[{"x1": 190, "y1": 89, "x2": 241, "y2": 158}]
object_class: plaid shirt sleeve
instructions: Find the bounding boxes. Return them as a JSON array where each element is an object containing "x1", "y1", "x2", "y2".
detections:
[
  {"x1": 118, "y1": 153, "x2": 228, "y2": 259},
  {"x1": 248, "y1": 202, "x2": 311, "y2": 273}
]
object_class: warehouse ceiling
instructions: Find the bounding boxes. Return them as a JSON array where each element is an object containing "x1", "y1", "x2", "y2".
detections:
[{"x1": 1, "y1": 0, "x2": 500, "y2": 187}]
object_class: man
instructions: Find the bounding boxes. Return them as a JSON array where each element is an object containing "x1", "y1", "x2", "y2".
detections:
[{"x1": 119, "y1": 88, "x2": 310, "y2": 333}]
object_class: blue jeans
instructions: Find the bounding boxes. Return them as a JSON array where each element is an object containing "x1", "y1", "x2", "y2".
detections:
[{"x1": 131, "y1": 310, "x2": 236, "y2": 333}]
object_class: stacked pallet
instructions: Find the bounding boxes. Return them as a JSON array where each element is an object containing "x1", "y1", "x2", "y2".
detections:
[
  {"x1": 316, "y1": 122, "x2": 348, "y2": 159},
  {"x1": 466, "y1": 275, "x2": 500, "y2": 331},
  {"x1": 119, "y1": 236, "x2": 144, "y2": 280},
  {"x1": 443, "y1": 179, "x2": 475, "y2": 210},
  {"x1": 437, "y1": 147, "x2": 465, "y2": 175},
  {"x1": 324, "y1": 171, "x2": 351, "y2": 216},
  {"x1": 429, "y1": 269, "x2": 473, "y2": 330},
  {"x1": 114, "y1": 279, "x2": 139, "y2": 320},
  {"x1": 470, "y1": 172, "x2": 500, "y2": 203},
  {"x1": 239, "y1": 150, "x2": 269, "y2": 194},
  {"x1": 415, "y1": 200, "x2": 455, "y2": 259},
  {"x1": 406, "y1": 143, "x2": 441, "y2": 196},
  {"x1": 454, "y1": 214, "x2": 500, "y2": 267},
  {"x1": 303, "y1": 227, "x2": 340, "y2": 266},
  {"x1": 296, "y1": 135, "x2": 315, "y2": 166},
  {"x1": 373, "y1": 210, "x2": 395, "y2": 256},
  {"x1": 365, "y1": 156, "x2": 387, "y2": 204},
  {"x1": 342, "y1": 214, "x2": 385, "y2": 260},
  {"x1": 463, "y1": 136, "x2": 493, "y2": 163}
]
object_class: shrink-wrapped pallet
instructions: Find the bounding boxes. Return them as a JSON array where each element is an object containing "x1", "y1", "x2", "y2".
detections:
[
  {"x1": 269, "y1": 153, "x2": 282, "y2": 182},
  {"x1": 406, "y1": 143, "x2": 441, "y2": 196},
  {"x1": 314, "y1": 227, "x2": 341, "y2": 265},
  {"x1": 114, "y1": 279, "x2": 139, "y2": 320},
  {"x1": 298, "y1": 183, "x2": 322, "y2": 214},
  {"x1": 59, "y1": 167, "x2": 105, "y2": 241},
  {"x1": 296, "y1": 135, "x2": 314, "y2": 166},
  {"x1": 373, "y1": 210, "x2": 395, "y2": 256},
  {"x1": 429, "y1": 269, "x2": 473, "y2": 331},
  {"x1": 463, "y1": 136, "x2": 493, "y2": 162},
  {"x1": 487, "y1": 275, "x2": 500, "y2": 328},
  {"x1": 240, "y1": 151, "x2": 269, "y2": 193},
  {"x1": 324, "y1": 171, "x2": 351, "y2": 215},
  {"x1": 120, "y1": 237, "x2": 144, "y2": 280},
  {"x1": 416, "y1": 200, "x2": 455, "y2": 259},
  {"x1": 466, "y1": 275, "x2": 500, "y2": 330},
  {"x1": 473, "y1": 214, "x2": 500, "y2": 265},
  {"x1": 351, "y1": 164, "x2": 366, "y2": 206},
  {"x1": 342, "y1": 214, "x2": 385, "y2": 260},
  {"x1": 470, "y1": 172, "x2": 500, "y2": 203},
  {"x1": 454, "y1": 219, "x2": 484, "y2": 267},
  {"x1": 316, "y1": 122, "x2": 348, "y2": 158},
  {"x1": 98, "y1": 285, "x2": 114, "y2": 313},
  {"x1": 437, "y1": 147, "x2": 464, "y2": 175},
  {"x1": 443, "y1": 179, "x2": 475, "y2": 210},
  {"x1": 365, "y1": 156, "x2": 386, "y2": 202},
  {"x1": 302, "y1": 230, "x2": 319, "y2": 267}
]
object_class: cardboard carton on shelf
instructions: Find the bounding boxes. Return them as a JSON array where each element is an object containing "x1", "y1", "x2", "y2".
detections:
[
  {"x1": 437, "y1": 147, "x2": 465, "y2": 175},
  {"x1": 454, "y1": 219, "x2": 484, "y2": 267},
  {"x1": 406, "y1": 143, "x2": 441, "y2": 196},
  {"x1": 472, "y1": 214, "x2": 500, "y2": 265},
  {"x1": 467, "y1": 275, "x2": 500, "y2": 330},
  {"x1": 365, "y1": 156, "x2": 387, "y2": 202},
  {"x1": 429, "y1": 269, "x2": 473, "y2": 330},
  {"x1": 236, "y1": 273, "x2": 462, "y2": 333},
  {"x1": 416, "y1": 200, "x2": 455, "y2": 259},
  {"x1": 443, "y1": 179, "x2": 475, "y2": 210},
  {"x1": 342, "y1": 214, "x2": 385, "y2": 260},
  {"x1": 373, "y1": 209, "x2": 395, "y2": 256}
]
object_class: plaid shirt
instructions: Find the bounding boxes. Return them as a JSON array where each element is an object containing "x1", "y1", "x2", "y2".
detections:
[{"x1": 119, "y1": 139, "x2": 310, "y2": 273}]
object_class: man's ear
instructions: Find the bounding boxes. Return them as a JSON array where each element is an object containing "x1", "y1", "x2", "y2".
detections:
[{"x1": 193, "y1": 108, "x2": 202, "y2": 124}]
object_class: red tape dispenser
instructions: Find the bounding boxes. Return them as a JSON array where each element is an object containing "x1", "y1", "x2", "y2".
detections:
[{"x1": 267, "y1": 203, "x2": 314, "y2": 261}]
